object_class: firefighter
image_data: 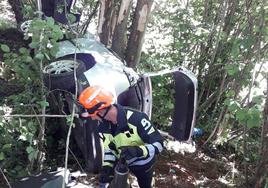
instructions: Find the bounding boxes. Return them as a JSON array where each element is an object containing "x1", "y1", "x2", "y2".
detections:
[{"x1": 79, "y1": 86, "x2": 164, "y2": 188}]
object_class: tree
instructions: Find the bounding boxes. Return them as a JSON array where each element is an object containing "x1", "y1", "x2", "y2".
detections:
[
  {"x1": 97, "y1": 0, "x2": 154, "y2": 68},
  {"x1": 251, "y1": 76, "x2": 268, "y2": 188},
  {"x1": 7, "y1": 0, "x2": 24, "y2": 24}
]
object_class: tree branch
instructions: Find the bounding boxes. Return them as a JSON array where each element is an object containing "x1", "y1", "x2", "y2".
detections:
[{"x1": 80, "y1": 1, "x2": 100, "y2": 35}]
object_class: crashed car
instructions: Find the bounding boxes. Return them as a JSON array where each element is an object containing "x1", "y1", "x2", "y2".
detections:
[{"x1": 42, "y1": 33, "x2": 198, "y2": 173}]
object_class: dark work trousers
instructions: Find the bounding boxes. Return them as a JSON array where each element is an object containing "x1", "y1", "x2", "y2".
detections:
[{"x1": 129, "y1": 162, "x2": 155, "y2": 188}]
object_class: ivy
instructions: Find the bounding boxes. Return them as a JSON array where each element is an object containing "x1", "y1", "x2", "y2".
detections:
[
  {"x1": 1, "y1": 44, "x2": 10, "y2": 53},
  {"x1": 0, "y1": 17, "x2": 64, "y2": 177},
  {"x1": 0, "y1": 152, "x2": 5, "y2": 161}
]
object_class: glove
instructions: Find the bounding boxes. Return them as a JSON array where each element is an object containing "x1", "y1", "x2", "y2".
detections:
[
  {"x1": 99, "y1": 166, "x2": 114, "y2": 184},
  {"x1": 120, "y1": 146, "x2": 147, "y2": 161}
]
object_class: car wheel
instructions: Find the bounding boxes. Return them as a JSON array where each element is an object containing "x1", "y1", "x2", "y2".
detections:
[
  {"x1": 72, "y1": 118, "x2": 102, "y2": 173},
  {"x1": 43, "y1": 59, "x2": 86, "y2": 92}
]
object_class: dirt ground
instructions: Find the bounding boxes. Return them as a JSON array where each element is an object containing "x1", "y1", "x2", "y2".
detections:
[
  {"x1": 80, "y1": 147, "x2": 237, "y2": 188},
  {"x1": 154, "y1": 149, "x2": 232, "y2": 188},
  {"x1": 66, "y1": 147, "x2": 237, "y2": 188},
  {"x1": 74, "y1": 142, "x2": 238, "y2": 188}
]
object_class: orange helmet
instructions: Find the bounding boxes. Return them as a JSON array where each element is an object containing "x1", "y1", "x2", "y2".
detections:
[{"x1": 79, "y1": 86, "x2": 114, "y2": 117}]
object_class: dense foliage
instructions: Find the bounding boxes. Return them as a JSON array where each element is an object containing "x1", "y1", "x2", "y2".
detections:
[
  {"x1": 140, "y1": 0, "x2": 267, "y2": 185},
  {"x1": 0, "y1": 15, "x2": 65, "y2": 177},
  {"x1": 143, "y1": 0, "x2": 267, "y2": 146}
]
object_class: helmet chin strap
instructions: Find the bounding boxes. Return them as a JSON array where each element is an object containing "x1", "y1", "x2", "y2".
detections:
[{"x1": 97, "y1": 105, "x2": 112, "y2": 121}]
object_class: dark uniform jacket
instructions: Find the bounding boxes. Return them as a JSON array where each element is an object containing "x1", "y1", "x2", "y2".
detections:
[{"x1": 98, "y1": 104, "x2": 164, "y2": 168}]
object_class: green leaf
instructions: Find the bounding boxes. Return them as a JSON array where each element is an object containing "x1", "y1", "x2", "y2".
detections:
[
  {"x1": 27, "y1": 121, "x2": 36, "y2": 132},
  {"x1": 236, "y1": 109, "x2": 245, "y2": 121},
  {"x1": 228, "y1": 102, "x2": 239, "y2": 112},
  {"x1": 46, "y1": 17, "x2": 55, "y2": 26},
  {"x1": 35, "y1": 53, "x2": 44, "y2": 60},
  {"x1": 246, "y1": 110, "x2": 261, "y2": 128},
  {"x1": 0, "y1": 152, "x2": 5, "y2": 160},
  {"x1": 224, "y1": 98, "x2": 231, "y2": 106},
  {"x1": 29, "y1": 42, "x2": 39, "y2": 49},
  {"x1": 241, "y1": 36, "x2": 255, "y2": 50},
  {"x1": 167, "y1": 102, "x2": 174, "y2": 109},
  {"x1": 1, "y1": 44, "x2": 10, "y2": 52},
  {"x1": 247, "y1": 117, "x2": 257, "y2": 128},
  {"x1": 226, "y1": 90, "x2": 235, "y2": 97},
  {"x1": 28, "y1": 150, "x2": 37, "y2": 161},
  {"x1": 38, "y1": 101, "x2": 49, "y2": 108},
  {"x1": 32, "y1": 19, "x2": 45, "y2": 29},
  {"x1": 26, "y1": 133, "x2": 33, "y2": 143},
  {"x1": 26, "y1": 146, "x2": 34, "y2": 154},
  {"x1": 19, "y1": 47, "x2": 28, "y2": 54},
  {"x1": 52, "y1": 32, "x2": 62, "y2": 40},
  {"x1": 25, "y1": 56, "x2": 33, "y2": 63},
  {"x1": 2, "y1": 144, "x2": 11, "y2": 149},
  {"x1": 50, "y1": 46, "x2": 59, "y2": 57},
  {"x1": 231, "y1": 47, "x2": 239, "y2": 58},
  {"x1": 225, "y1": 113, "x2": 234, "y2": 119},
  {"x1": 57, "y1": 31, "x2": 63, "y2": 40},
  {"x1": 252, "y1": 95, "x2": 264, "y2": 105},
  {"x1": 230, "y1": 38, "x2": 240, "y2": 59},
  {"x1": 224, "y1": 64, "x2": 239, "y2": 76},
  {"x1": 67, "y1": 14, "x2": 76, "y2": 23},
  {"x1": 66, "y1": 115, "x2": 73, "y2": 124}
]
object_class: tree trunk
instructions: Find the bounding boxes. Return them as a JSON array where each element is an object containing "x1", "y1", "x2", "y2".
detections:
[
  {"x1": 7, "y1": 0, "x2": 24, "y2": 25},
  {"x1": 97, "y1": 0, "x2": 117, "y2": 46},
  {"x1": 251, "y1": 76, "x2": 268, "y2": 188},
  {"x1": 125, "y1": 0, "x2": 153, "y2": 68},
  {"x1": 97, "y1": 0, "x2": 153, "y2": 68},
  {"x1": 111, "y1": 0, "x2": 133, "y2": 59}
]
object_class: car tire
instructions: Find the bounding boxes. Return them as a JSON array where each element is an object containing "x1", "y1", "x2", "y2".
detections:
[
  {"x1": 72, "y1": 118, "x2": 102, "y2": 173},
  {"x1": 43, "y1": 59, "x2": 86, "y2": 92}
]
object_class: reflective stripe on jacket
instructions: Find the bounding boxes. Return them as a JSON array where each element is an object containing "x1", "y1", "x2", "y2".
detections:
[{"x1": 98, "y1": 104, "x2": 164, "y2": 167}]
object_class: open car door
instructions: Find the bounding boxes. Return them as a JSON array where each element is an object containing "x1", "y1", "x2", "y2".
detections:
[{"x1": 141, "y1": 67, "x2": 198, "y2": 142}]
